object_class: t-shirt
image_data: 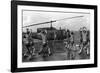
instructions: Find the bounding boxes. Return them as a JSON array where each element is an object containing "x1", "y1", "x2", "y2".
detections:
[
  {"x1": 82, "y1": 32, "x2": 87, "y2": 42},
  {"x1": 70, "y1": 35, "x2": 74, "y2": 42},
  {"x1": 38, "y1": 33, "x2": 47, "y2": 44}
]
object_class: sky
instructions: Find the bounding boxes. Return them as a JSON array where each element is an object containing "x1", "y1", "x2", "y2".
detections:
[{"x1": 22, "y1": 10, "x2": 90, "y2": 32}]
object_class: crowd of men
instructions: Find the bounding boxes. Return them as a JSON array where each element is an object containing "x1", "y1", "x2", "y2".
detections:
[
  {"x1": 64, "y1": 27, "x2": 90, "y2": 59},
  {"x1": 22, "y1": 27, "x2": 90, "y2": 60}
]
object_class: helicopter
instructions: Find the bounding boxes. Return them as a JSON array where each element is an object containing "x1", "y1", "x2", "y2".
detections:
[{"x1": 22, "y1": 16, "x2": 84, "y2": 41}]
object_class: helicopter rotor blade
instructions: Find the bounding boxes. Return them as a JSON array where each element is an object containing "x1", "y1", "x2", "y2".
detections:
[
  {"x1": 22, "y1": 20, "x2": 56, "y2": 28},
  {"x1": 55, "y1": 16, "x2": 84, "y2": 22},
  {"x1": 22, "y1": 15, "x2": 84, "y2": 28}
]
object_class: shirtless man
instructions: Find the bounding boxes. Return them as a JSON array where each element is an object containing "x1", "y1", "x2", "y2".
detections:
[
  {"x1": 23, "y1": 29, "x2": 35, "y2": 58},
  {"x1": 38, "y1": 30, "x2": 51, "y2": 56},
  {"x1": 82, "y1": 27, "x2": 88, "y2": 46},
  {"x1": 78, "y1": 27, "x2": 88, "y2": 54}
]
